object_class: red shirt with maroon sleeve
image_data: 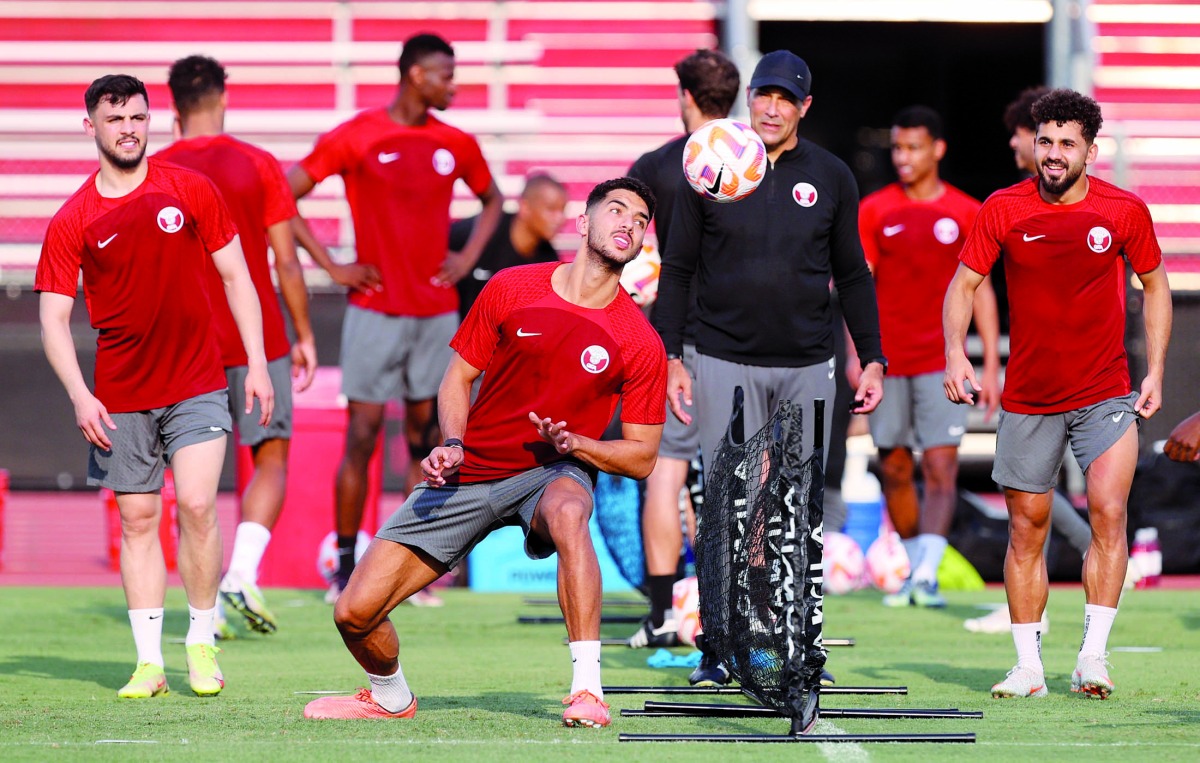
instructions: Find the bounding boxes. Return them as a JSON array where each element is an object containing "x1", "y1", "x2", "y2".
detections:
[
  {"x1": 959, "y1": 177, "x2": 1162, "y2": 414},
  {"x1": 859, "y1": 181, "x2": 981, "y2": 376},
  {"x1": 35, "y1": 158, "x2": 237, "y2": 412},
  {"x1": 450, "y1": 262, "x2": 667, "y2": 483},
  {"x1": 156, "y1": 134, "x2": 297, "y2": 367},
  {"x1": 300, "y1": 109, "x2": 494, "y2": 317}
]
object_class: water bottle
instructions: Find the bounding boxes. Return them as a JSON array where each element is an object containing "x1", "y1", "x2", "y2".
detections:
[{"x1": 1131, "y1": 527, "x2": 1162, "y2": 589}]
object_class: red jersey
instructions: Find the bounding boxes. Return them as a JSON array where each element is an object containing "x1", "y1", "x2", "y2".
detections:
[
  {"x1": 959, "y1": 177, "x2": 1162, "y2": 414},
  {"x1": 860, "y1": 182, "x2": 981, "y2": 376},
  {"x1": 450, "y1": 262, "x2": 667, "y2": 483},
  {"x1": 36, "y1": 158, "x2": 237, "y2": 412},
  {"x1": 300, "y1": 108, "x2": 494, "y2": 317},
  {"x1": 156, "y1": 134, "x2": 297, "y2": 367}
]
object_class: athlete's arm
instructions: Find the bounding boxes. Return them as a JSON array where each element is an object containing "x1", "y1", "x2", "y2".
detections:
[
  {"x1": 290, "y1": 214, "x2": 382, "y2": 295},
  {"x1": 528, "y1": 416, "x2": 662, "y2": 481},
  {"x1": 434, "y1": 179, "x2": 504, "y2": 286},
  {"x1": 287, "y1": 164, "x2": 316, "y2": 200},
  {"x1": 212, "y1": 235, "x2": 274, "y2": 425},
  {"x1": 422, "y1": 352, "x2": 483, "y2": 486},
  {"x1": 1134, "y1": 262, "x2": 1172, "y2": 419},
  {"x1": 267, "y1": 219, "x2": 317, "y2": 391},
  {"x1": 943, "y1": 263, "x2": 985, "y2": 405},
  {"x1": 39, "y1": 291, "x2": 116, "y2": 449},
  {"x1": 970, "y1": 275, "x2": 1003, "y2": 420}
]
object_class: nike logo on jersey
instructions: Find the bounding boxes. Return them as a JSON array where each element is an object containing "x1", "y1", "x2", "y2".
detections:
[
  {"x1": 705, "y1": 166, "x2": 724, "y2": 195},
  {"x1": 1023, "y1": 233, "x2": 1046, "y2": 242},
  {"x1": 1111, "y1": 412, "x2": 1124, "y2": 423},
  {"x1": 378, "y1": 151, "x2": 401, "y2": 164},
  {"x1": 883, "y1": 225, "x2": 905, "y2": 237},
  {"x1": 516, "y1": 328, "x2": 541, "y2": 337},
  {"x1": 98, "y1": 233, "x2": 118, "y2": 248}
]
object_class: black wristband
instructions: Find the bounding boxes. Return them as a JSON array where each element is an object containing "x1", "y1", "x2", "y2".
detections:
[
  {"x1": 667, "y1": 353, "x2": 684, "y2": 361},
  {"x1": 442, "y1": 438, "x2": 464, "y2": 449}
]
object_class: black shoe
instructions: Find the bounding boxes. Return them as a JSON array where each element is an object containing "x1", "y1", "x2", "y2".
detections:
[
  {"x1": 688, "y1": 653, "x2": 731, "y2": 687},
  {"x1": 819, "y1": 668, "x2": 836, "y2": 687},
  {"x1": 626, "y1": 617, "x2": 680, "y2": 648},
  {"x1": 791, "y1": 687, "x2": 820, "y2": 735}
]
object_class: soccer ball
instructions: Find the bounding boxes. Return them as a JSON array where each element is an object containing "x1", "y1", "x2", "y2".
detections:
[
  {"x1": 316, "y1": 530, "x2": 372, "y2": 583},
  {"x1": 865, "y1": 532, "x2": 911, "y2": 593},
  {"x1": 682, "y1": 118, "x2": 767, "y2": 203},
  {"x1": 672, "y1": 575, "x2": 702, "y2": 646},
  {"x1": 619, "y1": 243, "x2": 661, "y2": 306},
  {"x1": 823, "y1": 531, "x2": 866, "y2": 595}
]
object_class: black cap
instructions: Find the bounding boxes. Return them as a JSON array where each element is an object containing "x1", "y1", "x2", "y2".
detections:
[{"x1": 748, "y1": 50, "x2": 811, "y2": 101}]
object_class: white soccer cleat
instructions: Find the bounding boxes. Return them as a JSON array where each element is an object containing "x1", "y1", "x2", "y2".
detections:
[
  {"x1": 1071, "y1": 653, "x2": 1114, "y2": 699},
  {"x1": 991, "y1": 665, "x2": 1048, "y2": 698},
  {"x1": 964, "y1": 606, "x2": 1049, "y2": 634}
]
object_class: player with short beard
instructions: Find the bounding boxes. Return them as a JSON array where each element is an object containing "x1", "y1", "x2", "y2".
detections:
[
  {"x1": 37, "y1": 74, "x2": 273, "y2": 699},
  {"x1": 303, "y1": 178, "x2": 666, "y2": 728},
  {"x1": 944, "y1": 88, "x2": 1172, "y2": 700}
]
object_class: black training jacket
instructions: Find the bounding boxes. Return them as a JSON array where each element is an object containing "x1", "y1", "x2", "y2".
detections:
[{"x1": 654, "y1": 137, "x2": 882, "y2": 368}]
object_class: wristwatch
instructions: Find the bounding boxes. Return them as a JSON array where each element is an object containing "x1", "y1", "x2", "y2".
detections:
[
  {"x1": 865, "y1": 356, "x2": 889, "y2": 375},
  {"x1": 667, "y1": 353, "x2": 684, "y2": 361},
  {"x1": 442, "y1": 438, "x2": 464, "y2": 449}
]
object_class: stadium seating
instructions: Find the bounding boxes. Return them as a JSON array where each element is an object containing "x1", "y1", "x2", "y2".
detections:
[
  {"x1": 1090, "y1": 0, "x2": 1200, "y2": 278},
  {"x1": 0, "y1": 0, "x2": 718, "y2": 275}
]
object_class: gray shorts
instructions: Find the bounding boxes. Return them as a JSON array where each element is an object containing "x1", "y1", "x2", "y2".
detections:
[
  {"x1": 660, "y1": 344, "x2": 701, "y2": 461},
  {"x1": 869, "y1": 371, "x2": 969, "y2": 450},
  {"x1": 694, "y1": 352, "x2": 835, "y2": 470},
  {"x1": 376, "y1": 461, "x2": 594, "y2": 569},
  {"x1": 226, "y1": 355, "x2": 294, "y2": 447},
  {"x1": 87, "y1": 389, "x2": 231, "y2": 492},
  {"x1": 340, "y1": 305, "x2": 457, "y2": 404},
  {"x1": 992, "y1": 391, "x2": 1140, "y2": 493}
]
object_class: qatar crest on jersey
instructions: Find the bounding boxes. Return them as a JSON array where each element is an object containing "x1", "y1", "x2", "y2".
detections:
[
  {"x1": 792, "y1": 182, "x2": 818, "y2": 208},
  {"x1": 432, "y1": 148, "x2": 455, "y2": 176},
  {"x1": 1087, "y1": 226, "x2": 1113, "y2": 253},
  {"x1": 580, "y1": 345, "x2": 610, "y2": 374},
  {"x1": 933, "y1": 217, "x2": 960, "y2": 245},
  {"x1": 157, "y1": 206, "x2": 184, "y2": 233}
]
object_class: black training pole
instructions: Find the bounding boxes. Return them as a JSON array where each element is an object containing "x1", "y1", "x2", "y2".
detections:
[
  {"x1": 603, "y1": 684, "x2": 908, "y2": 695},
  {"x1": 620, "y1": 732, "x2": 977, "y2": 744},
  {"x1": 625, "y1": 701, "x2": 981, "y2": 719}
]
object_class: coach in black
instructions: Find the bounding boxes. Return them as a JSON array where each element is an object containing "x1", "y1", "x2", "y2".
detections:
[{"x1": 655, "y1": 49, "x2": 886, "y2": 470}]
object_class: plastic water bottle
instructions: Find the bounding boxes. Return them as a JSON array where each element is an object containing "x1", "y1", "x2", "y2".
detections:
[
  {"x1": 1131, "y1": 527, "x2": 1162, "y2": 589},
  {"x1": 841, "y1": 446, "x2": 884, "y2": 554}
]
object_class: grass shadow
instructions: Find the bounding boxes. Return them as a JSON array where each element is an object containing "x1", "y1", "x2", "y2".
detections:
[{"x1": 0, "y1": 654, "x2": 140, "y2": 691}]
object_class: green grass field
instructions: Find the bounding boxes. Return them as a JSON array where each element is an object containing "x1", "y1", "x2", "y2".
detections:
[{"x1": 1, "y1": 585, "x2": 1197, "y2": 761}]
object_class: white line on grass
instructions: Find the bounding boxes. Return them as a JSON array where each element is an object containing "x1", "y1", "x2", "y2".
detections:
[{"x1": 814, "y1": 719, "x2": 868, "y2": 762}]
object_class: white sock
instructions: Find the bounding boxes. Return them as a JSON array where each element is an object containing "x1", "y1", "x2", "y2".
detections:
[
  {"x1": 226, "y1": 521, "x2": 272, "y2": 585},
  {"x1": 186, "y1": 605, "x2": 217, "y2": 647},
  {"x1": 901, "y1": 536, "x2": 922, "y2": 572},
  {"x1": 368, "y1": 666, "x2": 414, "y2": 712},
  {"x1": 1079, "y1": 604, "x2": 1118, "y2": 657},
  {"x1": 913, "y1": 534, "x2": 948, "y2": 585},
  {"x1": 1011, "y1": 622, "x2": 1044, "y2": 674},
  {"x1": 568, "y1": 640, "x2": 602, "y2": 698},
  {"x1": 128, "y1": 608, "x2": 165, "y2": 666}
]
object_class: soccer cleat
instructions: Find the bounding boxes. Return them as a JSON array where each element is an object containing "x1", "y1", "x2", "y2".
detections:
[
  {"x1": 626, "y1": 617, "x2": 680, "y2": 648},
  {"x1": 1071, "y1": 653, "x2": 1114, "y2": 699},
  {"x1": 562, "y1": 690, "x2": 611, "y2": 728},
  {"x1": 324, "y1": 577, "x2": 348, "y2": 605},
  {"x1": 213, "y1": 601, "x2": 237, "y2": 641},
  {"x1": 185, "y1": 643, "x2": 225, "y2": 696},
  {"x1": 910, "y1": 580, "x2": 947, "y2": 608},
  {"x1": 405, "y1": 588, "x2": 445, "y2": 608},
  {"x1": 688, "y1": 653, "x2": 731, "y2": 687},
  {"x1": 304, "y1": 688, "x2": 418, "y2": 719},
  {"x1": 881, "y1": 579, "x2": 915, "y2": 608},
  {"x1": 819, "y1": 668, "x2": 836, "y2": 687},
  {"x1": 991, "y1": 665, "x2": 1047, "y2": 698},
  {"x1": 964, "y1": 606, "x2": 1050, "y2": 634},
  {"x1": 117, "y1": 662, "x2": 169, "y2": 699},
  {"x1": 220, "y1": 573, "x2": 278, "y2": 634}
]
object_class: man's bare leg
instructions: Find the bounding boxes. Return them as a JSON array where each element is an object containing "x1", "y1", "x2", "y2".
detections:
[
  {"x1": 635, "y1": 456, "x2": 688, "y2": 641},
  {"x1": 172, "y1": 437, "x2": 227, "y2": 612},
  {"x1": 403, "y1": 397, "x2": 445, "y2": 606},
  {"x1": 331, "y1": 401, "x2": 386, "y2": 595},
  {"x1": 1003, "y1": 488, "x2": 1053, "y2": 624}
]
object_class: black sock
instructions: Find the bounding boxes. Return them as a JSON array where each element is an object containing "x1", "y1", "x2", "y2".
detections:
[
  {"x1": 646, "y1": 575, "x2": 675, "y2": 629},
  {"x1": 336, "y1": 534, "x2": 357, "y2": 581}
]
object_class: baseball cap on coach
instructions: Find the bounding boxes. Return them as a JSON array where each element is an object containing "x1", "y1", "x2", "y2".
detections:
[{"x1": 748, "y1": 50, "x2": 811, "y2": 101}]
